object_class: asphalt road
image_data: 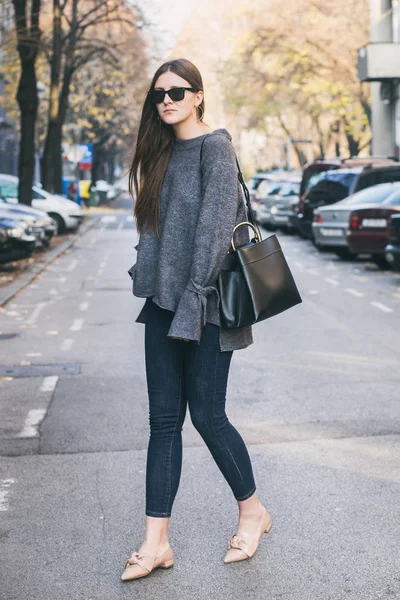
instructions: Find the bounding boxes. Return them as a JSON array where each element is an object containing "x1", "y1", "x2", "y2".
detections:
[{"x1": 1, "y1": 195, "x2": 399, "y2": 600}]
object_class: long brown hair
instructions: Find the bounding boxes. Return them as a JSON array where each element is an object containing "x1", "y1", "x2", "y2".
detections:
[{"x1": 129, "y1": 58, "x2": 205, "y2": 236}]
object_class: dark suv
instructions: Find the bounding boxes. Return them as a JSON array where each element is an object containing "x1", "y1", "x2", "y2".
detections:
[{"x1": 294, "y1": 159, "x2": 400, "y2": 238}]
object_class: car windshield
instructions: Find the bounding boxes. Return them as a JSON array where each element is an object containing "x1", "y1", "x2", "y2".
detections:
[
  {"x1": 382, "y1": 189, "x2": 400, "y2": 205},
  {"x1": 313, "y1": 169, "x2": 361, "y2": 192},
  {"x1": 257, "y1": 180, "x2": 282, "y2": 197},
  {"x1": 338, "y1": 183, "x2": 396, "y2": 206},
  {"x1": 305, "y1": 172, "x2": 325, "y2": 192},
  {"x1": 278, "y1": 182, "x2": 300, "y2": 197},
  {"x1": 248, "y1": 176, "x2": 269, "y2": 190}
]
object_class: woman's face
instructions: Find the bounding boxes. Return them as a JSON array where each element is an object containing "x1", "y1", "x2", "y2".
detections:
[{"x1": 153, "y1": 71, "x2": 203, "y2": 126}]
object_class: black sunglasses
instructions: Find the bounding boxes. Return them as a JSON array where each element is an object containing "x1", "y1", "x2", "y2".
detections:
[{"x1": 148, "y1": 87, "x2": 197, "y2": 104}]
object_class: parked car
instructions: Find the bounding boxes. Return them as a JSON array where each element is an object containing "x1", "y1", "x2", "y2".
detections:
[
  {"x1": 298, "y1": 162, "x2": 400, "y2": 239},
  {"x1": 313, "y1": 183, "x2": 400, "y2": 263},
  {"x1": 385, "y1": 215, "x2": 400, "y2": 270},
  {"x1": 0, "y1": 199, "x2": 56, "y2": 247},
  {"x1": 0, "y1": 174, "x2": 83, "y2": 233},
  {"x1": 254, "y1": 175, "x2": 301, "y2": 227},
  {"x1": 0, "y1": 214, "x2": 36, "y2": 263},
  {"x1": 0, "y1": 205, "x2": 54, "y2": 249},
  {"x1": 290, "y1": 156, "x2": 399, "y2": 236},
  {"x1": 261, "y1": 180, "x2": 301, "y2": 230},
  {"x1": 298, "y1": 168, "x2": 362, "y2": 238},
  {"x1": 346, "y1": 188, "x2": 400, "y2": 267},
  {"x1": 247, "y1": 172, "x2": 274, "y2": 202}
]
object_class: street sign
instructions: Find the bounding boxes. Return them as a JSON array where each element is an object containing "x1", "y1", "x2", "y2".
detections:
[{"x1": 78, "y1": 144, "x2": 93, "y2": 170}]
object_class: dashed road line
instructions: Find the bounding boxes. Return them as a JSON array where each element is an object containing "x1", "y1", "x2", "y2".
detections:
[
  {"x1": 25, "y1": 302, "x2": 46, "y2": 325},
  {"x1": 61, "y1": 339, "x2": 74, "y2": 351},
  {"x1": 345, "y1": 288, "x2": 365, "y2": 297},
  {"x1": 40, "y1": 375, "x2": 59, "y2": 393},
  {"x1": 325, "y1": 278, "x2": 339, "y2": 287},
  {"x1": 66, "y1": 259, "x2": 78, "y2": 272},
  {"x1": 70, "y1": 318, "x2": 84, "y2": 331},
  {"x1": 0, "y1": 479, "x2": 16, "y2": 511},
  {"x1": 370, "y1": 301, "x2": 394, "y2": 313},
  {"x1": 79, "y1": 302, "x2": 89, "y2": 312},
  {"x1": 17, "y1": 409, "x2": 47, "y2": 438}
]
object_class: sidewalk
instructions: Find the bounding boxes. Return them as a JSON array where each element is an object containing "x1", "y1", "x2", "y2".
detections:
[{"x1": 0, "y1": 214, "x2": 101, "y2": 307}]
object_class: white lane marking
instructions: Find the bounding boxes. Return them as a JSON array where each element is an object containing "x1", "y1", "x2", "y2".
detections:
[
  {"x1": 67, "y1": 259, "x2": 78, "y2": 272},
  {"x1": 46, "y1": 330, "x2": 59, "y2": 335},
  {"x1": 371, "y1": 301, "x2": 394, "y2": 313},
  {"x1": 293, "y1": 261, "x2": 304, "y2": 270},
  {"x1": 49, "y1": 289, "x2": 59, "y2": 296},
  {"x1": 86, "y1": 291, "x2": 93, "y2": 298},
  {"x1": 117, "y1": 219, "x2": 125, "y2": 230},
  {"x1": 100, "y1": 261, "x2": 106, "y2": 268},
  {"x1": 6, "y1": 311, "x2": 20, "y2": 317},
  {"x1": 126, "y1": 215, "x2": 134, "y2": 222},
  {"x1": 307, "y1": 269, "x2": 319, "y2": 276},
  {"x1": 345, "y1": 288, "x2": 364, "y2": 298},
  {"x1": 101, "y1": 216, "x2": 117, "y2": 223},
  {"x1": 40, "y1": 375, "x2": 59, "y2": 393},
  {"x1": 61, "y1": 339, "x2": 74, "y2": 351},
  {"x1": 17, "y1": 409, "x2": 47, "y2": 438},
  {"x1": 325, "y1": 278, "x2": 339, "y2": 287},
  {"x1": 308, "y1": 290, "x2": 319, "y2": 295},
  {"x1": 26, "y1": 353, "x2": 42, "y2": 357},
  {"x1": 79, "y1": 302, "x2": 89, "y2": 312},
  {"x1": 26, "y1": 302, "x2": 46, "y2": 325},
  {"x1": 70, "y1": 318, "x2": 83, "y2": 331},
  {"x1": 0, "y1": 479, "x2": 16, "y2": 511}
]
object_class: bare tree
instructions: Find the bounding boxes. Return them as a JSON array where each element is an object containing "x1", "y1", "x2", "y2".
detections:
[
  {"x1": 41, "y1": 0, "x2": 143, "y2": 193},
  {"x1": 12, "y1": 0, "x2": 42, "y2": 205}
]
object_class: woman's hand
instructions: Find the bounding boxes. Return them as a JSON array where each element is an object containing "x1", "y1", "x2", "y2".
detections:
[{"x1": 170, "y1": 336, "x2": 190, "y2": 342}]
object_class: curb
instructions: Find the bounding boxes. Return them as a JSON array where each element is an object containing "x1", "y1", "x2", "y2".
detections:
[{"x1": 0, "y1": 215, "x2": 100, "y2": 307}]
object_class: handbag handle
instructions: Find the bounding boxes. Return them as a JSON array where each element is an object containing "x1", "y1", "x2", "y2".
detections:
[
  {"x1": 200, "y1": 135, "x2": 262, "y2": 242},
  {"x1": 231, "y1": 221, "x2": 261, "y2": 251}
]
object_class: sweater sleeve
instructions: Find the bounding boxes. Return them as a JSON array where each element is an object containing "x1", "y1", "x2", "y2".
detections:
[{"x1": 167, "y1": 133, "x2": 240, "y2": 343}]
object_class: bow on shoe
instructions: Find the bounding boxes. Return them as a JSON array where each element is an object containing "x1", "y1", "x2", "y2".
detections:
[
  {"x1": 124, "y1": 552, "x2": 153, "y2": 573},
  {"x1": 227, "y1": 535, "x2": 251, "y2": 557}
]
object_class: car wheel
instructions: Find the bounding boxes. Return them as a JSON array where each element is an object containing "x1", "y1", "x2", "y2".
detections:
[
  {"x1": 372, "y1": 255, "x2": 390, "y2": 269},
  {"x1": 48, "y1": 213, "x2": 66, "y2": 234}
]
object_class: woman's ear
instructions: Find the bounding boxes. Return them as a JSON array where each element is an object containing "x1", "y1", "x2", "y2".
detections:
[{"x1": 196, "y1": 90, "x2": 204, "y2": 106}]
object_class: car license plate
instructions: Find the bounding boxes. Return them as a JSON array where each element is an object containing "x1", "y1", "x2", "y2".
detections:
[
  {"x1": 320, "y1": 228, "x2": 344, "y2": 237},
  {"x1": 362, "y1": 218, "x2": 387, "y2": 228}
]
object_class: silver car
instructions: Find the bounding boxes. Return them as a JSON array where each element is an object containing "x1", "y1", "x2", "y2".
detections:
[
  {"x1": 256, "y1": 179, "x2": 301, "y2": 229},
  {"x1": 313, "y1": 183, "x2": 400, "y2": 257}
]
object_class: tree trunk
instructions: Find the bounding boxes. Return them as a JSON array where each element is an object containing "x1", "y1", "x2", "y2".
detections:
[
  {"x1": 13, "y1": 0, "x2": 41, "y2": 206},
  {"x1": 41, "y1": 0, "x2": 62, "y2": 192},
  {"x1": 16, "y1": 59, "x2": 38, "y2": 205}
]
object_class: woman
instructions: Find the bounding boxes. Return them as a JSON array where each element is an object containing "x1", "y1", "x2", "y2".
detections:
[{"x1": 122, "y1": 58, "x2": 272, "y2": 582}]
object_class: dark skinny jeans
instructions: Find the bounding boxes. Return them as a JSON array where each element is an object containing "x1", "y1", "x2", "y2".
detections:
[{"x1": 144, "y1": 297, "x2": 256, "y2": 517}]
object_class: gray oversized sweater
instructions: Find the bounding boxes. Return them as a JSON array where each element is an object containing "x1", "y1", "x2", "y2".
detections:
[{"x1": 128, "y1": 127, "x2": 254, "y2": 352}]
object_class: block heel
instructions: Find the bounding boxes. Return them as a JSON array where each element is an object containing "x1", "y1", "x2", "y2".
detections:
[
  {"x1": 159, "y1": 559, "x2": 174, "y2": 569},
  {"x1": 265, "y1": 521, "x2": 272, "y2": 534}
]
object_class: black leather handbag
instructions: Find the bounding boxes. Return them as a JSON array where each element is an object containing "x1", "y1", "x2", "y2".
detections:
[{"x1": 200, "y1": 137, "x2": 302, "y2": 329}]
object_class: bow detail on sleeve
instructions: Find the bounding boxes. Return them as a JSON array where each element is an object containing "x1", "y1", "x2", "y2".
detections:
[{"x1": 187, "y1": 278, "x2": 218, "y2": 326}]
